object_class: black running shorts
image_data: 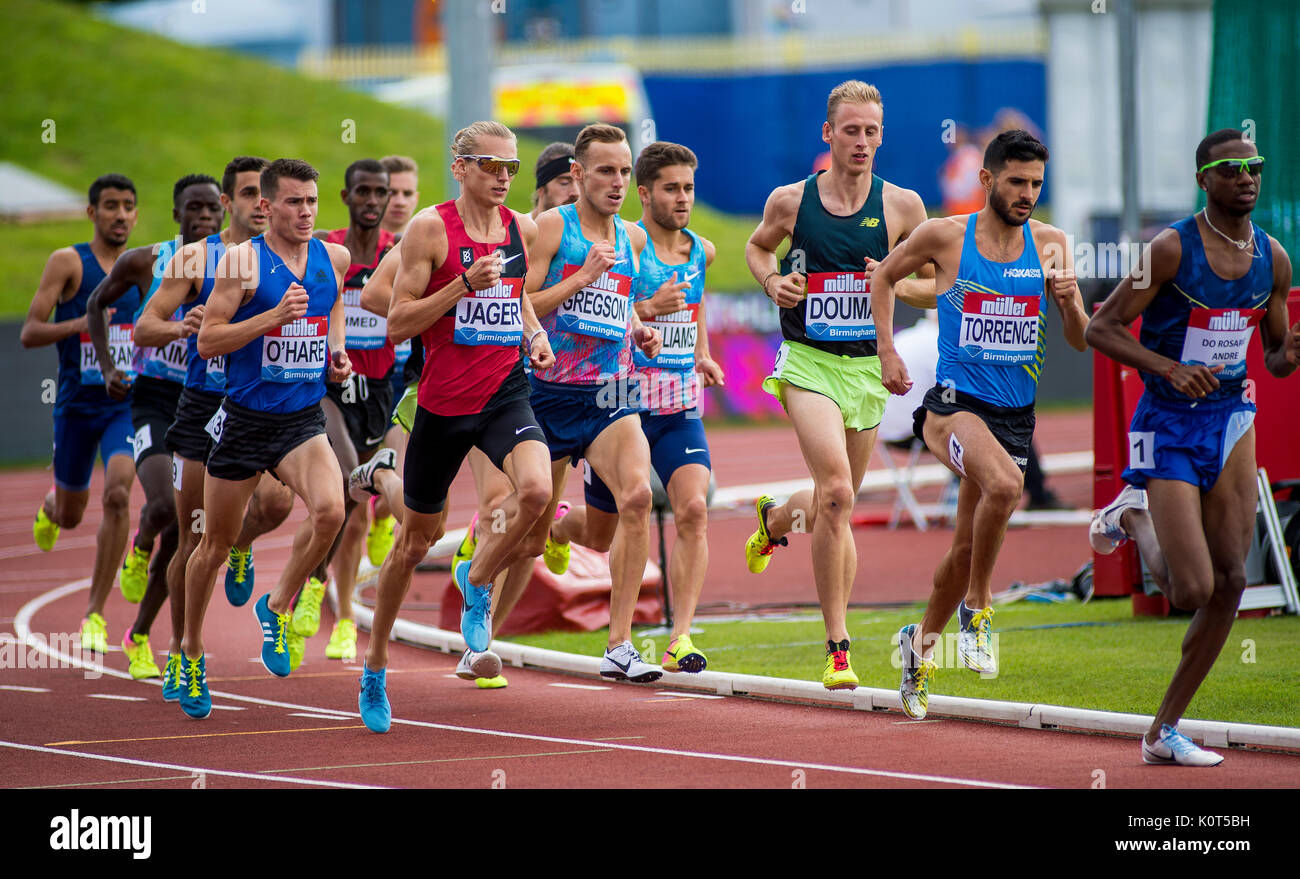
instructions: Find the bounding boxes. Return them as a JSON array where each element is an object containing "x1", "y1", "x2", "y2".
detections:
[
  {"x1": 206, "y1": 398, "x2": 327, "y2": 483},
  {"x1": 914, "y1": 385, "x2": 1035, "y2": 473},
  {"x1": 129, "y1": 375, "x2": 183, "y2": 465},
  {"x1": 324, "y1": 374, "x2": 395, "y2": 454},
  {"x1": 165, "y1": 387, "x2": 224, "y2": 463}
]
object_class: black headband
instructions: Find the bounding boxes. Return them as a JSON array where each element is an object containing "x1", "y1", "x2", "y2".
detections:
[{"x1": 535, "y1": 154, "x2": 574, "y2": 190}]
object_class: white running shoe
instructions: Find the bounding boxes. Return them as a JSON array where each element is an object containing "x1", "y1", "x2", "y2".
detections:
[
  {"x1": 349, "y1": 448, "x2": 396, "y2": 503},
  {"x1": 599, "y1": 641, "x2": 663, "y2": 683},
  {"x1": 1089, "y1": 484, "x2": 1148, "y2": 555},
  {"x1": 455, "y1": 647, "x2": 502, "y2": 681},
  {"x1": 1141, "y1": 724, "x2": 1224, "y2": 767}
]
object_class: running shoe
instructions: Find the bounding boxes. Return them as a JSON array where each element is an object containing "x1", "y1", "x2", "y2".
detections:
[
  {"x1": 454, "y1": 647, "x2": 502, "y2": 680},
  {"x1": 255, "y1": 594, "x2": 292, "y2": 678},
  {"x1": 452, "y1": 514, "x2": 479, "y2": 570},
  {"x1": 744, "y1": 495, "x2": 787, "y2": 574},
  {"x1": 599, "y1": 640, "x2": 663, "y2": 683},
  {"x1": 821, "y1": 639, "x2": 858, "y2": 690},
  {"x1": 348, "y1": 448, "x2": 396, "y2": 504},
  {"x1": 1141, "y1": 724, "x2": 1224, "y2": 767},
  {"x1": 287, "y1": 631, "x2": 305, "y2": 672},
  {"x1": 366, "y1": 498, "x2": 396, "y2": 568},
  {"x1": 475, "y1": 675, "x2": 508, "y2": 689},
  {"x1": 33, "y1": 505, "x2": 60, "y2": 552},
  {"x1": 179, "y1": 653, "x2": 211, "y2": 720},
  {"x1": 662, "y1": 634, "x2": 707, "y2": 673},
  {"x1": 898, "y1": 624, "x2": 937, "y2": 719},
  {"x1": 161, "y1": 652, "x2": 181, "y2": 702},
  {"x1": 454, "y1": 559, "x2": 493, "y2": 653},
  {"x1": 122, "y1": 632, "x2": 160, "y2": 680},
  {"x1": 1089, "y1": 484, "x2": 1148, "y2": 555},
  {"x1": 291, "y1": 576, "x2": 326, "y2": 637},
  {"x1": 119, "y1": 540, "x2": 151, "y2": 604},
  {"x1": 957, "y1": 605, "x2": 997, "y2": 675},
  {"x1": 358, "y1": 665, "x2": 391, "y2": 733},
  {"x1": 80, "y1": 613, "x2": 108, "y2": 654},
  {"x1": 325, "y1": 619, "x2": 357, "y2": 661},
  {"x1": 542, "y1": 501, "x2": 571, "y2": 575},
  {"x1": 224, "y1": 546, "x2": 255, "y2": 607}
]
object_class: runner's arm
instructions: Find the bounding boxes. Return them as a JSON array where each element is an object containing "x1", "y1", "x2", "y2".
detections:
[
  {"x1": 19, "y1": 248, "x2": 82, "y2": 348},
  {"x1": 746, "y1": 184, "x2": 805, "y2": 306},
  {"x1": 873, "y1": 219, "x2": 955, "y2": 394},
  {"x1": 695, "y1": 296, "x2": 724, "y2": 388},
  {"x1": 387, "y1": 212, "x2": 460, "y2": 343},
  {"x1": 1085, "y1": 230, "x2": 1182, "y2": 375},
  {"x1": 325, "y1": 243, "x2": 351, "y2": 367},
  {"x1": 360, "y1": 242, "x2": 401, "y2": 318},
  {"x1": 1040, "y1": 225, "x2": 1088, "y2": 351},
  {"x1": 524, "y1": 210, "x2": 611, "y2": 317},
  {"x1": 198, "y1": 243, "x2": 280, "y2": 357},
  {"x1": 1260, "y1": 237, "x2": 1297, "y2": 378},
  {"x1": 887, "y1": 188, "x2": 939, "y2": 309},
  {"x1": 135, "y1": 246, "x2": 199, "y2": 348},
  {"x1": 87, "y1": 245, "x2": 154, "y2": 398}
]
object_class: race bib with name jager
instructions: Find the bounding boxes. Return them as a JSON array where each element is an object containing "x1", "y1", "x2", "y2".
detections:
[
  {"x1": 1178, "y1": 307, "x2": 1264, "y2": 381},
  {"x1": 556, "y1": 266, "x2": 632, "y2": 341},
  {"x1": 634, "y1": 303, "x2": 698, "y2": 370},
  {"x1": 342, "y1": 288, "x2": 387, "y2": 351},
  {"x1": 454, "y1": 277, "x2": 524, "y2": 346},
  {"x1": 804, "y1": 272, "x2": 875, "y2": 341},
  {"x1": 80, "y1": 324, "x2": 137, "y2": 385},
  {"x1": 262, "y1": 316, "x2": 328, "y2": 382},
  {"x1": 957, "y1": 292, "x2": 1040, "y2": 365}
]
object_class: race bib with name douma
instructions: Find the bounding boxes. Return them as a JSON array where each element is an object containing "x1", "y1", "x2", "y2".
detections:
[
  {"x1": 555, "y1": 266, "x2": 632, "y2": 341},
  {"x1": 1179, "y1": 307, "x2": 1264, "y2": 380},
  {"x1": 262, "y1": 316, "x2": 328, "y2": 382},
  {"x1": 454, "y1": 277, "x2": 524, "y2": 346},
  {"x1": 957, "y1": 292, "x2": 1040, "y2": 365},
  {"x1": 342, "y1": 288, "x2": 387, "y2": 350},
  {"x1": 80, "y1": 324, "x2": 137, "y2": 385},
  {"x1": 803, "y1": 272, "x2": 875, "y2": 341},
  {"x1": 634, "y1": 304, "x2": 698, "y2": 370}
]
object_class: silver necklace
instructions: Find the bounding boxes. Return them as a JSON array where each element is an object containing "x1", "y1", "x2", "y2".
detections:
[{"x1": 1201, "y1": 209, "x2": 1253, "y2": 252}]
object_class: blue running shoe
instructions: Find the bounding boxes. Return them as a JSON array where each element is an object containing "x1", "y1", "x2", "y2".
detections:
[
  {"x1": 358, "y1": 665, "x2": 391, "y2": 733},
  {"x1": 255, "y1": 594, "x2": 292, "y2": 677},
  {"x1": 179, "y1": 653, "x2": 211, "y2": 719},
  {"x1": 161, "y1": 652, "x2": 181, "y2": 702},
  {"x1": 225, "y1": 546, "x2": 255, "y2": 607},
  {"x1": 454, "y1": 559, "x2": 493, "y2": 653}
]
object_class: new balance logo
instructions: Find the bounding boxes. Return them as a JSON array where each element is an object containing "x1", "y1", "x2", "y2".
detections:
[{"x1": 859, "y1": 217, "x2": 880, "y2": 227}]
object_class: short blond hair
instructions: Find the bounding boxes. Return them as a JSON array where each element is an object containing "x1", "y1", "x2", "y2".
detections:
[
  {"x1": 826, "y1": 80, "x2": 883, "y2": 126},
  {"x1": 380, "y1": 155, "x2": 418, "y2": 176},
  {"x1": 574, "y1": 123, "x2": 628, "y2": 165},
  {"x1": 450, "y1": 121, "x2": 515, "y2": 158}
]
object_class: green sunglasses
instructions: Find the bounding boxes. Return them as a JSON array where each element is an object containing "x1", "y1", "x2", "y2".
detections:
[{"x1": 1198, "y1": 155, "x2": 1265, "y2": 178}]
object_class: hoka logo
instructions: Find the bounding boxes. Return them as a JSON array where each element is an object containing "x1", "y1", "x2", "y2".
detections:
[
  {"x1": 1209, "y1": 311, "x2": 1250, "y2": 331},
  {"x1": 859, "y1": 217, "x2": 880, "y2": 227}
]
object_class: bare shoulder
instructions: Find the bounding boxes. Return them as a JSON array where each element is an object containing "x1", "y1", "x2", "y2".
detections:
[
  {"x1": 406, "y1": 208, "x2": 446, "y2": 242},
  {"x1": 512, "y1": 209, "x2": 539, "y2": 240},
  {"x1": 765, "y1": 179, "x2": 806, "y2": 217},
  {"x1": 881, "y1": 180, "x2": 925, "y2": 212},
  {"x1": 1269, "y1": 235, "x2": 1292, "y2": 276},
  {"x1": 624, "y1": 220, "x2": 648, "y2": 248},
  {"x1": 323, "y1": 241, "x2": 351, "y2": 271},
  {"x1": 698, "y1": 235, "x2": 717, "y2": 265},
  {"x1": 1027, "y1": 218, "x2": 1067, "y2": 248}
]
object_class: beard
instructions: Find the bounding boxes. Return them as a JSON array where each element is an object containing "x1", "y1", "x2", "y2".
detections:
[
  {"x1": 989, "y1": 187, "x2": 1033, "y2": 227},
  {"x1": 651, "y1": 202, "x2": 688, "y2": 231}
]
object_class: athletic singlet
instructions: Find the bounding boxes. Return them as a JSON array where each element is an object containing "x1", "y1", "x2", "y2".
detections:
[
  {"x1": 325, "y1": 227, "x2": 397, "y2": 380},
  {"x1": 55, "y1": 243, "x2": 141, "y2": 417},
  {"x1": 183, "y1": 234, "x2": 228, "y2": 393},
  {"x1": 778, "y1": 172, "x2": 890, "y2": 357},
  {"x1": 533, "y1": 202, "x2": 635, "y2": 385},
  {"x1": 936, "y1": 216, "x2": 1047, "y2": 409},
  {"x1": 134, "y1": 238, "x2": 190, "y2": 385},
  {"x1": 631, "y1": 224, "x2": 707, "y2": 415},
  {"x1": 1140, "y1": 215, "x2": 1274, "y2": 406},
  {"x1": 223, "y1": 236, "x2": 338, "y2": 413},
  {"x1": 417, "y1": 201, "x2": 528, "y2": 417}
]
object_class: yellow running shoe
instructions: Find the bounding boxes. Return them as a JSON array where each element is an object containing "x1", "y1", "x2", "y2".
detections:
[
  {"x1": 898, "y1": 624, "x2": 936, "y2": 719},
  {"x1": 475, "y1": 675, "x2": 508, "y2": 689},
  {"x1": 662, "y1": 634, "x2": 708, "y2": 673},
  {"x1": 325, "y1": 619, "x2": 357, "y2": 660},
  {"x1": 122, "y1": 632, "x2": 161, "y2": 680},
  {"x1": 453, "y1": 514, "x2": 479, "y2": 570},
  {"x1": 80, "y1": 613, "x2": 108, "y2": 654},
  {"x1": 744, "y1": 495, "x2": 787, "y2": 574},
  {"x1": 119, "y1": 540, "x2": 151, "y2": 604},
  {"x1": 366, "y1": 506, "x2": 396, "y2": 568},
  {"x1": 291, "y1": 577, "x2": 326, "y2": 637},
  {"x1": 542, "y1": 502, "x2": 571, "y2": 575},
  {"x1": 33, "y1": 506, "x2": 60, "y2": 552},
  {"x1": 821, "y1": 639, "x2": 859, "y2": 691},
  {"x1": 287, "y1": 631, "x2": 305, "y2": 672}
]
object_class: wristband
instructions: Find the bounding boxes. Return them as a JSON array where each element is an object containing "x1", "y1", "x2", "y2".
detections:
[
  {"x1": 526, "y1": 329, "x2": 545, "y2": 352},
  {"x1": 1164, "y1": 363, "x2": 1177, "y2": 381},
  {"x1": 762, "y1": 271, "x2": 780, "y2": 297},
  {"x1": 461, "y1": 273, "x2": 473, "y2": 293}
]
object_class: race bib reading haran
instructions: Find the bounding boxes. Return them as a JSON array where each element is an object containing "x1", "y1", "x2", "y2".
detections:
[
  {"x1": 1179, "y1": 307, "x2": 1264, "y2": 381},
  {"x1": 262, "y1": 316, "x2": 328, "y2": 382},
  {"x1": 80, "y1": 324, "x2": 136, "y2": 385},
  {"x1": 343, "y1": 288, "x2": 387, "y2": 351},
  {"x1": 634, "y1": 304, "x2": 698, "y2": 370},
  {"x1": 957, "y1": 292, "x2": 1040, "y2": 365},
  {"x1": 454, "y1": 277, "x2": 523, "y2": 346},
  {"x1": 804, "y1": 272, "x2": 875, "y2": 341},
  {"x1": 203, "y1": 353, "x2": 227, "y2": 391},
  {"x1": 556, "y1": 266, "x2": 631, "y2": 341}
]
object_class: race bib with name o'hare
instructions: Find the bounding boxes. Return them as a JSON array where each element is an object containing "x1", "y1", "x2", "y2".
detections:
[
  {"x1": 454, "y1": 276, "x2": 524, "y2": 346},
  {"x1": 262, "y1": 316, "x2": 328, "y2": 382},
  {"x1": 634, "y1": 303, "x2": 698, "y2": 370},
  {"x1": 80, "y1": 324, "x2": 137, "y2": 385},
  {"x1": 342, "y1": 288, "x2": 387, "y2": 350},
  {"x1": 957, "y1": 292, "x2": 1040, "y2": 365},
  {"x1": 804, "y1": 271, "x2": 875, "y2": 341},
  {"x1": 556, "y1": 266, "x2": 632, "y2": 341},
  {"x1": 1179, "y1": 307, "x2": 1264, "y2": 381}
]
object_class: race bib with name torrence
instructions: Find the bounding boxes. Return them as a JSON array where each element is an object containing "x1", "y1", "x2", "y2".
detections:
[
  {"x1": 262, "y1": 316, "x2": 328, "y2": 382},
  {"x1": 957, "y1": 292, "x2": 1041, "y2": 365},
  {"x1": 203, "y1": 354, "x2": 227, "y2": 391},
  {"x1": 342, "y1": 288, "x2": 387, "y2": 351},
  {"x1": 454, "y1": 277, "x2": 524, "y2": 346},
  {"x1": 1179, "y1": 307, "x2": 1264, "y2": 381},
  {"x1": 634, "y1": 303, "x2": 698, "y2": 370},
  {"x1": 804, "y1": 272, "x2": 875, "y2": 341},
  {"x1": 80, "y1": 324, "x2": 137, "y2": 385},
  {"x1": 555, "y1": 266, "x2": 632, "y2": 341}
]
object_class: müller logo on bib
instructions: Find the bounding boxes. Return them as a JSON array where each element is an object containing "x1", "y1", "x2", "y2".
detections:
[
  {"x1": 1180, "y1": 306, "x2": 1263, "y2": 379},
  {"x1": 957, "y1": 291, "x2": 1040, "y2": 364}
]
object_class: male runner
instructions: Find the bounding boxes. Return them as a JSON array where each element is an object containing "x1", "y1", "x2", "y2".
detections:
[
  {"x1": 136, "y1": 156, "x2": 294, "y2": 698},
  {"x1": 179, "y1": 158, "x2": 351, "y2": 719},
  {"x1": 21, "y1": 174, "x2": 140, "y2": 653},
  {"x1": 356, "y1": 121, "x2": 555, "y2": 732},
  {"x1": 547, "y1": 141, "x2": 723, "y2": 673},
  {"x1": 86, "y1": 174, "x2": 223, "y2": 679},
  {"x1": 379, "y1": 155, "x2": 419, "y2": 236},
  {"x1": 530, "y1": 142, "x2": 578, "y2": 220},
  {"x1": 743, "y1": 81, "x2": 933, "y2": 689},
  {"x1": 1086, "y1": 130, "x2": 1297, "y2": 765},
  {"x1": 872, "y1": 129, "x2": 1088, "y2": 718}
]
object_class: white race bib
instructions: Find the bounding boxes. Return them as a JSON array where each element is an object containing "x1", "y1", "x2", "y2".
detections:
[
  {"x1": 634, "y1": 304, "x2": 698, "y2": 370},
  {"x1": 957, "y1": 292, "x2": 1040, "y2": 365},
  {"x1": 804, "y1": 272, "x2": 875, "y2": 341},
  {"x1": 261, "y1": 316, "x2": 328, "y2": 382},
  {"x1": 204, "y1": 404, "x2": 227, "y2": 443},
  {"x1": 79, "y1": 324, "x2": 136, "y2": 385},
  {"x1": 203, "y1": 353, "x2": 227, "y2": 391},
  {"x1": 1179, "y1": 307, "x2": 1264, "y2": 381},
  {"x1": 454, "y1": 277, "x2": 524, "y2": 346},
  {"x1": 555, "y1": 267, "x2": 632, "y2": 341},
  {"x1": 342, "y1": 288, "x2": 387, "y2": 350}
]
